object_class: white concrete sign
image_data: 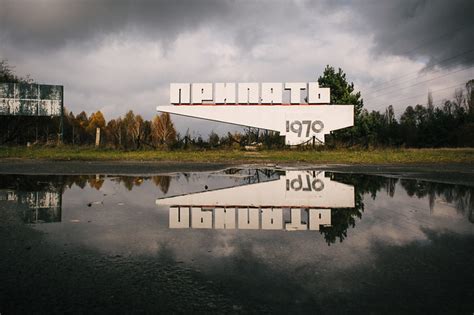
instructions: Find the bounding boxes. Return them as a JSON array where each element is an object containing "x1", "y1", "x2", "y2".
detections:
[
  {"x1": 169, "y1": 82, "x2": 330, "y2": 105},
  {"x1": 156, "y1": 170, "x2": 355, "y2": 231},
  {"x1": 157, "y1": 82, "x2": 354, "y2": 145}
]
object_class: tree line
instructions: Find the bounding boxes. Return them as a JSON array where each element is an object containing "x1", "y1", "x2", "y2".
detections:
[
  {"x1": 318, "y1": 66, "x2": 474, "y2": 148},
  {"x1": 1, "y1": 60, "x2": 473, "y2": 148},
  {"x1": 0, "y1": 107, "x2": 180, "y2": 150}
]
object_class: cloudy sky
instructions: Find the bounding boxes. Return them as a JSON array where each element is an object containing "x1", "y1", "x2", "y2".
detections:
[{"x1": 1, "y1": 0, "x2": 473, "y2": 136}]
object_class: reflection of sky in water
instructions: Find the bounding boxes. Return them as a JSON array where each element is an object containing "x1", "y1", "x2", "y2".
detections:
[{"x1": 1, "y1": 169, "x2": 473, "y2": 296}]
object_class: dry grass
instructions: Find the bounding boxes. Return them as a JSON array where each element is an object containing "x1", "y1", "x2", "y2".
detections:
[{"x1": 1, "y1": 146, "x2": 473, "y2": 164}]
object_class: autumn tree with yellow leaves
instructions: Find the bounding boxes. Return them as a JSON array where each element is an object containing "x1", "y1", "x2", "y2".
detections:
[{"x1": 151, "y1": 112, "x2": 177, "y2": 148}]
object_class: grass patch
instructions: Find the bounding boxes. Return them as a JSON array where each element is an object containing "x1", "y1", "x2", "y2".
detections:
[{"x1": 0, "y1": 146, "x2": 473, "y2": 164}]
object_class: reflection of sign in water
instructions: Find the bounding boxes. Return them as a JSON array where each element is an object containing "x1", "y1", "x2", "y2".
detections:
[
  {"x1": 0, "y1": 83, "x2": 63, "y2": 116},
  {"x1": 286, "y1": 173, "x2": 324, "y2": 191},
  {"x1": 169, "y1": 207, "x2": 331, "y2": 231},
  {"x1": 0, "y1": 190, "x2": 62, "y2": 223},
  {"x1": 157, "y1": 83, "x2": 354, "y2": 145},
  {"x1": 156, "y1": 171, "x2": 355, "y2": 231}
]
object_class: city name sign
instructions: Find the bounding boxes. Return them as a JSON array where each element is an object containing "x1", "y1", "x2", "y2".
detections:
[
  {"x1": 170, "y1": 82, "x2": 330, "y2": 104},
  {"x1": 157, "y1": 82, "x2": 354, "y2": 145}
]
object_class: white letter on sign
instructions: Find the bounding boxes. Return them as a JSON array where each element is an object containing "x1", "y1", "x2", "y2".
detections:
[
  {"x1": 238, "y1": 83, "x2": 259, "y2": 104},
  {"x1": 191, "y1": 207, "x2": 213, "y2": 228},
  {"x1": 261, "y1": 83, "x2": 282, "y2": 104},
  {"x1": 238, "y1": 208, "x2": 259, "y2": 229},
  {"x1": 261, "y1": 208, "x2": 283, "y2": 230},
  {"x1": 309, "y1": 209, "x2": 331, "y2": 230},
  {"x1": 285, "y1": 82, "x2": 306, "y2": 104},
  {"x1": 308, "y1": 82, "x2": 330, "y2": 104},
  {"x1": 285, "y1": 208, "x2": 307, "y2": 231},
  {"x1": 170, "y1": 83, "x2": 190, "y2": 104},
  {"x1": 215, "y1": 207, "x2": 236, "y2": 229},
  {"x1": 215, "y1": 83, "x2": 236, "y2": 104},
  {"x1": 192, "y1": 83, "x2": 213, "y2": 104},
  {"x1": 169, "y1": 207, "x2": 190, "y2": 228}
]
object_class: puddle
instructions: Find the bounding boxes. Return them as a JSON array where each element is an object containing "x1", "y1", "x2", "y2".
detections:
[{"x1": 0, "y1": 168, "x2": 473, "y2": 313}]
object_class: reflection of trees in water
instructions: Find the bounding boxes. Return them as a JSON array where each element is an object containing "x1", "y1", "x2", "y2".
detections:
[
  {"x1": 152, "y1": 176, "x2": 171, "y2": 194},
  {"x1": 68, "y1": 176, "x2": 87, "y2": 189},
  {"x1": 320, "y1": 172, "x2": 398, "y2": 245},
  {"x1": 0, "y1": 175, "x2": 63, "y2": 192},
  {"x1": 1, "y1": 174, "x2": 174, "y2": 194},
  {"x1": 88, "y1": 177, "x2": 104, "y2": 190},
  {"x1": 321, "y1": 173, "x2": 399, "y2": 245},
  {"x1": 0, "y1": 175, "x2": 145, "y2": 193},
  {"x1": 320, "y1": 195, "x2": 364, "y2": 245},
  {"x1": 68, "y1": 173, "x2": 473, "y2": 226},
  {"x1": 401, "y1": 179, "x2": 474, "y2": 222},
  {"x1": 77, "y1": 175, "x2": 169, "y2": 193},
  {"x1": 223, "y1": 168, "x2": 283, "y2": 185},
  {"x1": 3, "y1": 172, "x2": 473, "y2": 234},
  {"x1": 109, "y1": 176, "x2": 147, "y2": 191},
  {"x1": 1, "y1": 169, "x2": 283, "y2": 195},
  {"x1": 250, "y1": 168, "x2": 282, "y2": 184},
  {"x1": 321, "y1": 174, "x2": 474, "y2": 245},
  {"x1": 223, "y1": 168, "x2": 242, "y2": 175},
  {"x1": 107, "y1": 176, "x2": 170, "y2": 193}
]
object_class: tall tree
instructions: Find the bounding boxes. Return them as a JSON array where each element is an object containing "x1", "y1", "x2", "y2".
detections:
[
  {"x1": 318, "y1": 65, "x2": 364, "y2": 117},
  {"x1": 75, "y1": 111, "x2": 90, "y2": 144},
  {"x1": 427, "y1": 91, "x2": 434, "y2": 117},
  {"x1": 427, "y1": 91, "x2": 434, "y2": 108},
  {"x1": 105, "y1": 118, "x2": 123, "y2": 148},
  {"x1": 87, "y1": 111, "x2": 106, "y2": 133},
  {"x1": 131, "y1": 114, "x2": 146, "y2": 149},
  {"x1": 385, "y1": 105, "x2": 396, "y2": 125},
  {"x1": 122, "y1": 110, "x2": 136, "y2": 149},
  {"x1": 466, "y1": 80, "x2": 474, "y2": 115},
  {"x1": 317, "y1": 65, "x2": 364, "y2": 146},
  {"x1": 0, "y1": 60, "x2": 19, "y2": 83},
  {"x1": 454, "y1": 88, "x2": 465, "y2": 111},
  {"x1": 151, "y1": 113, "x2": 177, "y2": 148},
  {"x1": 208, "y1": 131, "x2": 220, "y2": 148}
]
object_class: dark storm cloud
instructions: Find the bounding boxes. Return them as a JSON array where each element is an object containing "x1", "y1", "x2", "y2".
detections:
[
  {"x1": 0, "y1": 0, "x2": 233, "y2": 49},
  {"x1": 0, "y1": 0, "x2": 335, "y2": 52},
  {"x1": 351, "y1": 0, "x2": 474, "y2": 68},
  {"x1": 1, "y1": 0, "x2": 472, "y2": 68}
]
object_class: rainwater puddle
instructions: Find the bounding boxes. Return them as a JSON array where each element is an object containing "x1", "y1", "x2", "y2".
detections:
[{"x1": 1, "y1": 168, "x2": 473, "y2": 313}]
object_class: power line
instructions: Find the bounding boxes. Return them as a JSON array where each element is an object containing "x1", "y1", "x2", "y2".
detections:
[
  {"x1": 367, "y1": 48, "x2": 474, "y2": 92},
  {"x1": 367, "y1": 82, "x2": 466, "y2": 106},
  {"x1": 365, "y1": 65, "x2": 474, "y2": 100}
]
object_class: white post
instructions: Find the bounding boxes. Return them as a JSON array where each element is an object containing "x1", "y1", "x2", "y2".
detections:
[{"x1": 95, "y1": 127, "x2": 100, "y2": 147}]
